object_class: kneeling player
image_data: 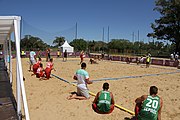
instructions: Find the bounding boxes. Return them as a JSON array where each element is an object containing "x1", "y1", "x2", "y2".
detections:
[
  {"x1": 36, "y1": 63, "x2": 45, "y2": 79},
  {"x1": 44, "y1": 58, "x2": 55, "y2": 80},
  {"x1": 32, "y1": 58, "x2": 42, "y2": 76}
]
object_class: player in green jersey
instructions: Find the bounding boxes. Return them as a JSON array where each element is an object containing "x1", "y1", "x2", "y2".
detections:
[
  {"x1": 92, "y1": 82, "x2": 115, "y2": 114},
  {"x1": 135, "y1": 86, "x2": 163, "y2": 120}
]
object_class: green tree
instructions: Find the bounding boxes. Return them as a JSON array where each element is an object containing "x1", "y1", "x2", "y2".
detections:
[
  {"x1": 108, "y1": 39, "x2": 131, "y2": 53},
  {"x1": 148, "y1": 0, "x2": 180, "y2": 53},
  {"x1": 94, "y1": 41, "x2": 107, "y2": 52},
  {"x1": 21, "y1": 35, "x2": 49, "y2": 51},
  {"x1": 52, "y1": 36, "x2": 65, "y2": 47},
  {"x1": 70, "y1": 39, "x2": 87, "y2": 51},
  {"x1": 87, "y1": 40, "x2": 96, "y2": 52},
  {"x1": 7, "y1": 40, "x2": 16, "y2": 51}
]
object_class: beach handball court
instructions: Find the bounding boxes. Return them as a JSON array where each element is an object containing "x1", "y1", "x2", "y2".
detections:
[{"x1": 12, "y1": 57, "x2": 180, "y2": 120}]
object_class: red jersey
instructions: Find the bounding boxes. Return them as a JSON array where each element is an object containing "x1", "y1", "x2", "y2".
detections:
[
  {"x1": 33, "y1": 61, "x2": 41, "y2": 68},
  {"x1": 33, "y1": 61, "x2": 41, "y2": 74},
  {"x1": 80, "y1": 54, "x2": 83, "y2": 58},
  {"x1": 45, "y1": 62, "x2": 53, "y2": 79},
  {"x1": 80, "y1": 53, "x2": 85, "y2": 60},
  {"x1": 45, "y1": 62, "x2": 53, "y2": 70},
  {"x1": 36, "y1": 67, "x2": 44, "y2": 78}
]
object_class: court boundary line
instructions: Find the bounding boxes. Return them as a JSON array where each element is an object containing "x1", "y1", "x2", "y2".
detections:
[
  {"x1": 71, "y1": 70, "x2": 180, "y2": 83},
  {"x1": 51, "y1": 74, "x2": 135, "y2": 115},
  {"x1": 107, "y1": 60, "x2": 178, "y2": 70}
]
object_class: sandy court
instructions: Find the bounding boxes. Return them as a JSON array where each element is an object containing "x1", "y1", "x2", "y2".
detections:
[{"x1": 11, "y1": 57, "x2": 180, "y2": 120}]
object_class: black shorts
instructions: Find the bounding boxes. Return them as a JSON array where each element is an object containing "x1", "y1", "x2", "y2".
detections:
[{"x1": 48, "y1": 53, "x2": 50, "y2": 59}]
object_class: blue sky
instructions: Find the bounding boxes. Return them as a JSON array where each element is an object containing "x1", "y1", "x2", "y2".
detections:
[{"x1": 0, "y1": 0, "x2": 160, "y2": 45}]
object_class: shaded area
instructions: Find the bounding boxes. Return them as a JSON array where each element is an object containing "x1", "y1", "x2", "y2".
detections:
[{"x1": 0, "y1": 61, "x2": 18, "y2": 120}]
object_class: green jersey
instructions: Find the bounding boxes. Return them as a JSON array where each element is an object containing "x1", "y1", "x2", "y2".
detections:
[
  {"x1": 97, "y1": 91, "x2": 111, "y2": 113},
  {"x1": 138, "y1": 95, "x2": 160, "y2": 120}
]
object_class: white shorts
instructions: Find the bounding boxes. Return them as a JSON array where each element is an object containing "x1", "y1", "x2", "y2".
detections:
[
  {"x1": 30, "y1": 59, "x2": 36, "y2": 65},
  {"x1": 77, "y1": 87, "x2": 90, "y2": 98}
]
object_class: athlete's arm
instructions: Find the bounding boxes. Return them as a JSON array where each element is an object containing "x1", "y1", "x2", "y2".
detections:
[
  {"x1": 52, "y1": 65, "x2": 56, "y2": 71},
  {"x1": 50, "y1": 64, "x2": 55, "y2": 71},
  {"x1": 93, "y1": 92, "x2": 100, "y2": 104},
  {"x1": 73, "y1": 75, "x2": 77, "y2": 80},
  {"x1": 110, "y1": 92, "x2": 115, "y2": 104},
  {"x1": 135, "y1": 95, "x2": 147, "y2": 104},
  {"x1": 86, "y1": 78, "x2": 93, "y2": 84},
  {"x1": 34, "y1": 53, "x2": 37, "y2": 61},
  {"x1": 158, "y1": 97, "x2": 163, "y2": 120}
]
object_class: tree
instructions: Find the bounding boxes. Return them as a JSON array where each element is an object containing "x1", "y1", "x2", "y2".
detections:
[
  {"x1": 148, "y1": 0, "x2": 180, "y2": 53},
  {"x1": 20, "y1": 35, "x2": 49, "y2": 51},
  {"x1": 70, "y1": 39, "x2": 87, "y2": 51},
  {"x1": 108, "y1": 39, "x2": 131, "y2": 53},
  {"x1": 87, "y1": 40, "x2": 96, "y2": 52},
  {"x1": 93, "y1": 41, "x2": 107, "y2": 52},
  {"x1": 52, "y1": 36, "x2": 65, "y2": 47},
  {"x1": 7, "y1": 40, "x2": 16, "y2": 51}
]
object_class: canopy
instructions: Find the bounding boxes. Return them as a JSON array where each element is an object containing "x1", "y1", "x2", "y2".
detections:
[
  {"x1": 60, "y1": 41, "x2": 74, "y2": 52},
  {"x1": 0, "y1": 16, "x2": 30, "y2": 120},
  {"x1": 0, "y1": 16, "x2": 15, "y2": 44}
]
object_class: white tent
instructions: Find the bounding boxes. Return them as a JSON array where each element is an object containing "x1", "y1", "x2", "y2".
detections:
[
  {"x1": 0, "y1": 16, "x2": 30, "y2": 120},
  {"x1": 60, "y1": 40, "x2": 74, "y2": 53}
]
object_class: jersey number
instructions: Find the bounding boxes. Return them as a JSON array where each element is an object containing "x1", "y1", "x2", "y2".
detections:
[
  {"x1": 146, "y1": 98, "x2": 158, "y2": 109},
  {"x1": 104, "y1": 93, "x2": 107, "y2": 100}
]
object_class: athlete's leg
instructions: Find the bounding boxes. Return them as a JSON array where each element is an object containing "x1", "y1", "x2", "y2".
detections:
[
  {"x1": 92, "y1": 103, "x2": 99, "y2": 112},
  {"x1": 135, "y1": 103, "x2": 141, "y2": 120},
  {"x1": 108, "y1": 104, "x2": 115, "y2": 114},
  {"x1": 77, "y1": 87, "x2": 90, "y2": 99}
]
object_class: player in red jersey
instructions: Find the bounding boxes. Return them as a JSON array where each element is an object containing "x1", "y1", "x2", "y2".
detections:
[
  {"x1": 80, "y1": 51, "x2": 85, "y2": 64},
  {"x1": 44, "y1": 58, "x2": 56, "y2": 80},
  {"x1": 36, "y1": 63, "x2": 45, "y2": 80},
  {"x1": 31, "y1": 58, "x2": 42, "y2": 76}
]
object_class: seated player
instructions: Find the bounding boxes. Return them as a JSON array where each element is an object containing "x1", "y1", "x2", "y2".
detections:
[
  {"x1": 44, "y1": 58, "x2": 55, "y2": 80},
  {"x1": 89, "y1": 58, "x2": 98, "y2": 64},
  {"x1": 135, "y1": 86, "x2": 163, "y2": 120},
  {"x1": 36, "y1": 63, "x2": 45, "y2": 79},
  {"x1": 92, "y1": 82, "x2": 115, "y2": 114},
  {"x1": 32, "y1": 58, "x2": 42, "y2": 76}
]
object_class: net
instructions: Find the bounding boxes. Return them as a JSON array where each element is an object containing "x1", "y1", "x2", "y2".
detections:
[{"x1": 21, "y1": 19, "x2": 76, "y2": 45}]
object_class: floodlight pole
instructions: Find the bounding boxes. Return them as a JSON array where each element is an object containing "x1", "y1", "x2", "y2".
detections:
[
  {"x1": 102, "y1": 27, "x2": 105, "y2": 52},
  {"x1": 102, "y1": 27, "x2": 104, "y2": 42},
  {"x1": 107, "y1": 26, "x2": 109, "y2": 43},
  {"x1": 75, "y1": 22, "x2": 78, "y2": 39},
  {"x1": 138, "y1": 30, "x2": 140, "y2": 42},
  {"x1": 132, "y1": 32, "x2": 134, "y2": 44}
]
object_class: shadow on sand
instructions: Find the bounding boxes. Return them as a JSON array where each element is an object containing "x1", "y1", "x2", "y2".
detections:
[{"x1": 124, "y1": 116, "x2": 136, "y2": 120}]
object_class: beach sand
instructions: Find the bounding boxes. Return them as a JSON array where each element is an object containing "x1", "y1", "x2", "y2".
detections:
[{"x1": 11, "y1": 57, "x2": 180, "y2": 120}]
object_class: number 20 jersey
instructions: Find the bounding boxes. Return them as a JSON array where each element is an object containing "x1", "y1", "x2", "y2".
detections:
[{"x1": 138, "y1": 95, "x2": 160, "y2": 120}]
